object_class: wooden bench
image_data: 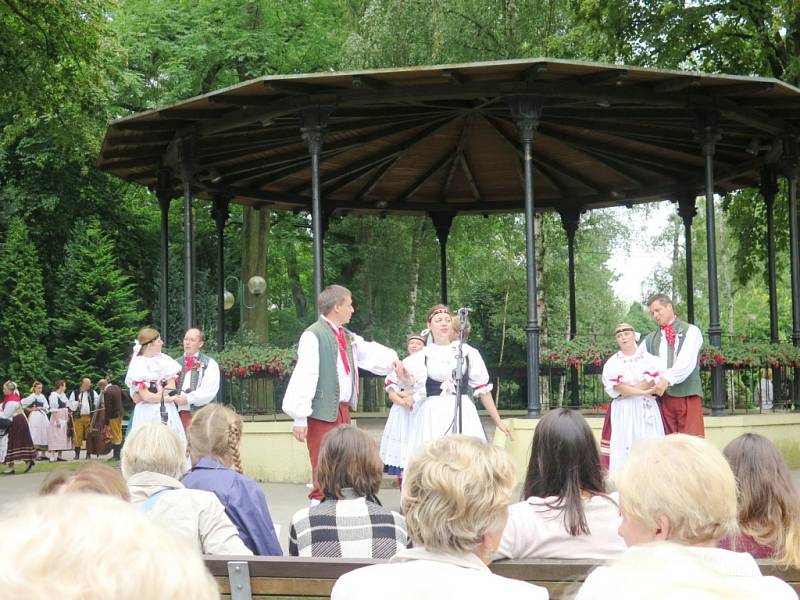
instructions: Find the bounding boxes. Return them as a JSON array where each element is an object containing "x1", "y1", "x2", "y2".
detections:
[{"x1": 205, "y1": 556, "x2": 800, "y2": 600}]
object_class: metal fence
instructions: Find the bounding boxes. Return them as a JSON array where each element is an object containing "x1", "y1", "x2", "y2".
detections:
[{"x1": 221, "y1": 363, "x2": 796, "y2": 417}]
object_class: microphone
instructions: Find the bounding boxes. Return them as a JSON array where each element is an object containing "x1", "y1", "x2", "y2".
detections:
[{"x1": 457, "y1": 307, "x2": 471, "y2": 318}]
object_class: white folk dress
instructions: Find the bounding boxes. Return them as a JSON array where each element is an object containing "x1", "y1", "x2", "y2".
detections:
[
  {"x1": 379, "y1": 357, "x2": 418, "y2": 475},
  {"x1": 22, "y1": 393, "x2": 49, "y2": 449},
  {"x1": 405, "y1": 342, "x2": 491, "y2": 464},
  {"x1": 601, "y1": 347, "x2": 665, "y2": 471},
  {"x1": 125, "y1": 353, "x2": 185, "y2": 443}
]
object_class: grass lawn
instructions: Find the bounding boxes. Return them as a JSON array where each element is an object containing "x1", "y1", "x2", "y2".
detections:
[{"x1": 5, "y1": 458, "x2": 119, "y2": 475}]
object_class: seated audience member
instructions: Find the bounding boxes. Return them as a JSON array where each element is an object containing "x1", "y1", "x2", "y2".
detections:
[
  {"x1": 571, "y1": 541, "x2": 762, "y2": 600},
  {"x1": 0, "y1": 494, "x2": 219, "y2": 600},
  {"x1": 121, "y1": 421, "x2": 252, "y2": 556},
  {"x1": 332, "y1": 436, "x2": 549, "y2": 600},
  {"x1": 183, "y1": 404, "x2": 282, "y2": 556},
  {"x1": 575, "y1": 434, "x2": 796, "y2": 600},
  {"x1": 40, "y1": 462, "x2": 131, "y2": 500},
  {"x1": 496, "y1": 408, "x2": 625, "y2": 560},
  {"x1": 720, "y1": 432, "x2": 800, "y2": 565},
  {"x1": 290, "y1": 424, "x2": 409, "y2": 558}
]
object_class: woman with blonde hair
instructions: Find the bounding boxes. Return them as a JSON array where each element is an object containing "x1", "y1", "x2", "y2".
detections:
[
  {"x1": 720, "y1": 433, "x2": 800, "y2": 566},
  {"x1": 576, "y1": 434, "x2": 795, "y2": 599},
  {"x1": 332, "y1": 436, "x2": 548, "y2": 600},
  {"x1": 122, "y1": 421, "x2": 251, "y2": 556},
  {"x1": 124, "y1": 327, "x2": 185, "y2": 442},
  {"x1": 0, "y1": 494, "x2": 219, "y2": 600},
  {"x1": 290, "y1": 424, "x2": 409, "y2": 558},
  {"x1": 183, "y1": 404, "x2": 281, "y2": 555}
]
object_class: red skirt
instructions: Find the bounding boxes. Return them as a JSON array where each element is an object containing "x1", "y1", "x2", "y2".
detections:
[{"x1": 6, "y1": 414, "x2": 36, "y2": 462}]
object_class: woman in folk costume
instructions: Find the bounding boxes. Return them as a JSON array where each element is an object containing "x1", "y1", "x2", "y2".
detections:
[
  {"x1": 2, "y1": 381, "x2": 36, "y2": 474},
  {"x1": 22, "y1": 381, "x2": 49, "y2": 460},
  {"x1": 404, "y1": 305, "x2": 511, "y2": 462},
  {"x1": 380, "y1": 333, "x2": 426, "y2": 483},
  {"x1": 47, "y1": 379, "x2": 72, "y2": 462},
  {"x1": 600, "y1": 323, "x2": 665, "y2": 472},
  {"x1": 124, "y1": 327, "x2": 185, "y2": 443}
]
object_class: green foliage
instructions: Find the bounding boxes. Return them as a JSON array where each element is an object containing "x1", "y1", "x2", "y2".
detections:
[
  {"x1": 0, "y1": 218, "x2": 49, "y2": 382},
  {"x1": 51, "y1": 218, "x2": 147, "y2": 383}
]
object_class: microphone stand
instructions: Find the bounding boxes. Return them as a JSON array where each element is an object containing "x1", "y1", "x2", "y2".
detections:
[
  {"x1": 452, "y1": 308, "x2": 469, "y2": 434},
  {"x1": 159, "y1": 385, "x2": 168, "y2": 424}
]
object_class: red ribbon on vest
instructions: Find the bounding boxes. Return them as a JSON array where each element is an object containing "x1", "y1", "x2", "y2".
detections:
[
  {"x1": 661, "y1": 322, "x2": 677, "y2": 346},
  {"x1": 610, "y1": 375, "x2": 623, "y2": 384},
  {"x1": 326, "y1": 322, "x2": 351, "y2": 375},
  {"x1": 185, "y1": 355, "x2": 195, "y2": 372}
]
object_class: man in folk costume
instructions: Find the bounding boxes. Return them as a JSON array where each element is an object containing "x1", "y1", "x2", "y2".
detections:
[
  {"x1": 68, "y1": 378, "x2": 99, "y2": 460},
  {"x1": 643, "y1": 293, "x2": 705, "y2": 436},
  {"x1": 174, "y1": 328, "x2": 220, "y2": 431},
  {"x1": 282, "y1": 284, "x2": 407, "y2": 503},
  {"x1": 98, "y1": 377, "x2": 124, "y2": 460}
]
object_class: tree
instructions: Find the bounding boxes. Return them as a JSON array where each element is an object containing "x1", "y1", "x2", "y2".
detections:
[
  {"x1": 0, "y1": 218, "x2": 49, "y2": 382},
  {"x1": 52, "y1": 218, "x2": 147, "y2": 383}
]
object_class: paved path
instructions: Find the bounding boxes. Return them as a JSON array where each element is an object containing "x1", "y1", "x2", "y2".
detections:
[{"x1": 0, "y1": 459, "x2": 401, "y2": 554}]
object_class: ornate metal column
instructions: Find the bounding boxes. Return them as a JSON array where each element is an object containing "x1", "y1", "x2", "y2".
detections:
[
  {"x1": 211, "y1": 194, "x2": 231, "y2": 350},
  {"x1": 783, "y1": 137, "x2": 800, "y2": 407},
  {"x1": 430, "y1": 212, "x2": 454, "y2": 305},
  {"x1": 560, "y1": 208, "x2": 580, "y2": 408},
  {"x1": 696, "y1": 112, "x2": 725, "y2": 415},
  {"x1": 676, "y1": 191, "x2": 697, "y2": 324},
  {"x1": 300, "y1": 106, "x2": 334, "y2": 303},
  {"x1": 180, "y1": 138, "x2": 196, "y2": 330},
  {"x1": 761, "y1": 167, "x2": 780, "y2": 343},
  {"x1": 156, "y1": 168, "x2": 172, "y2": 345},
  {"x1": 510, "y1": 96, "x2": 543, "y2": 417}
]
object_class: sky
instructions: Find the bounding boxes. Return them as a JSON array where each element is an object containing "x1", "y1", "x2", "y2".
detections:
[{"x1": 605, "y1": 201, "x2": 675, "y2": 305}]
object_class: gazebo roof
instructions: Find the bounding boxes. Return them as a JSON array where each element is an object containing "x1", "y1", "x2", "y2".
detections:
[{"x1": 97, "y1": 58, "x2": 800, "y2": 215}]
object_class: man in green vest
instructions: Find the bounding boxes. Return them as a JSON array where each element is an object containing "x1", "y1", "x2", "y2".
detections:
[
  {"x1": 643, "y1": 293, "x2": 705, "y2": 436},
  {"x1": 282, "y1": 284, "x2": 406, "y2": 502}
]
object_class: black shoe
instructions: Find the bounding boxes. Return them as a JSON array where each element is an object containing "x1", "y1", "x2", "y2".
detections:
[
  {"x1": 56, "y1": 457, "x2": 67, "y2": 462},
  {"x1": 23, "y1": 461, "x2": 34, "y2": 474}
]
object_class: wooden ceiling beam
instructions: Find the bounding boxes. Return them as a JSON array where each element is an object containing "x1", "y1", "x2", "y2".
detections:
[{"x1": 394, "y1": 154, "x2": 454, "y2": 203}]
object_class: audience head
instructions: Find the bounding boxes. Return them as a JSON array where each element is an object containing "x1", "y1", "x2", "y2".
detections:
[
  {"x1": 575, "y1": 541, "x2": 756, "y2": 600},
  {"x1": 121, "y1": 422, "x2": 186, "y2": 481},
  {"x1": 616, "y1": 434, "x2": 738, "y2": 547},
  {"x1": 0, "y1": 494, "x2": 218, "y2": 600},
  {"x1": 523, "y1": 408, "x2": 606, "y2": 536},
  {"x1": 317, "y1": 424, "x2": 383, "y2": 501},
  {"x1": 723, "y1": 433, "x2": 800, "y2": 566},
  {"x1": 40, "y1": 463, "x2": 131, "y2": 501},
  {"x1": 188, "y1": 404, "x2": 244, "y2": 474},
  {"x1": 402, "y1": 436, "x2": 516, "y2": 563}
]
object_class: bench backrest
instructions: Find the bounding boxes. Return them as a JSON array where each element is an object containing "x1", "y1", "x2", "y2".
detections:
[{"x1": 205, "y1": 556, "x2": 800, "y2": 600}]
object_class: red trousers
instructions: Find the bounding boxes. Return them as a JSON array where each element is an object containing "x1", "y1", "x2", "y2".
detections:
[
  {"x1": 660, "y1": 393, "x2": 704, "y2": 437},
  {"x1": 306, "y1": 403, "x2": 351, "y2": 501},
  {"x1": 179, "y1": 410, "x2": 192, "y2": 431}
]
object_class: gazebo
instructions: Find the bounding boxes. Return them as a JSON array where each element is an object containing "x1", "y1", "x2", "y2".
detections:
[{"x1": 96, "y1": 58, "x2": 800, "y2": 416}]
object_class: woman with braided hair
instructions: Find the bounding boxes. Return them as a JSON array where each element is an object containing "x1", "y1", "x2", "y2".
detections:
[{"x1": 182, "y1": 404, "x2": 282, "y2": 555}]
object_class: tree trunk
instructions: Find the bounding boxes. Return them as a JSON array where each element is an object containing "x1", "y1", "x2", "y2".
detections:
[
  {"x1": 285, "y1": 240, "x2": 308, "y2": 322},
  {"x1": 240, "y1": 206, "x2": 270, "y2": 343},
  {"x1": 405, "y1": 218, "x2": 425, "y2": 332}
]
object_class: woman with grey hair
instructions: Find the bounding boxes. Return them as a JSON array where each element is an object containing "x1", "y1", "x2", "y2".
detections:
[
  {"x1": 121, "y1": 421, "x2": 251, "y2": 556},
  {"x1": 332, "y1": 436, "x2": 548, "y2": 600}
]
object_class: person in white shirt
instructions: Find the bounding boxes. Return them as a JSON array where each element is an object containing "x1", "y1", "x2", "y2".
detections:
[
  {"x1": 575, "y1": 434, "x2": 796, "y2": 600},
  {"x1": 47, "y1": 378, "x2": 72, "y2": 462},
  {"x1": 68, "y1": 377, "x2": 99, "y2": 460},
  {"x1": 642, "y1": 293, "x2": 704, "y2": 436},
  {"x1": 332, "y1": 435, "x2": 549, "y2": 600},
  {"x1": 282, "y1": 284, "x2": 405, "y2": 502},
  {"x1": 22, "y1": 381, "x2": 49, "y2": 460},
  {"x1": 174, "y1": 328, "x2": 220, "y2": 431}
]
